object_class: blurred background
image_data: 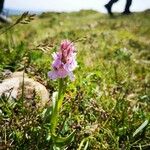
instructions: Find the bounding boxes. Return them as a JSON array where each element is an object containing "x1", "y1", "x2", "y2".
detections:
[{"x1": 4, "y1": 0, "x2": 150, "y2": 15}]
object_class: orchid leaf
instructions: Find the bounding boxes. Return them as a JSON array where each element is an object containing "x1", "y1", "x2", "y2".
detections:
[
  {"x1": 52, "y1": 130, "x2": 75, "y2": 147},
  {"x1": 52, "y1": 92, "x2": 58, "y2": 110}
]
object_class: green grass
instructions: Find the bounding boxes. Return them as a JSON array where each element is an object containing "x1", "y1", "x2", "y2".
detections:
[{"x1": 0, "y1": 10, "x2": 150, "y2": 149}]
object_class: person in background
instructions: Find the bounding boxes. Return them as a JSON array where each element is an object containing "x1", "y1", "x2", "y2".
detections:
[
  {"x1": 0, "y1": 0, "x2": 11, "y2": 23},
  {"x1": 105, "y1": 0, "x2": 132, "y2": 16}
]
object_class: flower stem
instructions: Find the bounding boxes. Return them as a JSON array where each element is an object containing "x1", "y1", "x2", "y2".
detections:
[{"x1": 50, "y1": 78, "x2": 66, "y2": 135}]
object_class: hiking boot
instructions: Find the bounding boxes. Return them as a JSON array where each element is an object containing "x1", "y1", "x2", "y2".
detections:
[
  {"x1": 122, "y1": 10, "x2": 132, "y2": 15},
  {"x1": 0, "y1": 13, "x2": 12, "y2": 24},
  {"x1": 105, "y1": 4, "x2": 113, "y2": 16}
]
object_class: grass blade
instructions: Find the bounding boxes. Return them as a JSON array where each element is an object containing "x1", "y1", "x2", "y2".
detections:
[{"x1": 133, "y1": 120, "x2": 149, "y2": 137}]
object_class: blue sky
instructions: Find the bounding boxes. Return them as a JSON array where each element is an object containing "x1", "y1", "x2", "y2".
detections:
[{"x1": 5, "y1": 0, "x2": 150, "y2": 13}]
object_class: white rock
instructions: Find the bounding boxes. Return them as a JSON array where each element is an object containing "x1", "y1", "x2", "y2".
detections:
[{"x1": 0, "y1": 71, "x2": 49, "y2": 108}]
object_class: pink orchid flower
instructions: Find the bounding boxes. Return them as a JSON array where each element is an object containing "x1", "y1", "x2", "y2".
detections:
[{"x1": 48, "y1": 40, "x2": 77, "y2": 81}]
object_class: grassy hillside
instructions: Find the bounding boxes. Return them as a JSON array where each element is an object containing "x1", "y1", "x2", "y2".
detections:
[{"x1": 0, "y1": 10, "x2": 150, "y2": 149}]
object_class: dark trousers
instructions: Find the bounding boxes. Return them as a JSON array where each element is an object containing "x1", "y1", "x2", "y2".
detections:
[
  {"x1": 107, "y1": 0, "x2": 132, "y2": 12},
  {"x1": 0, "y1": 0, "x2": 4, "y2": 13}
]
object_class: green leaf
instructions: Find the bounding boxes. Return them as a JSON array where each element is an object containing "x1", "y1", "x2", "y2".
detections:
[
  {"x1": 46, "y1": 134, "x2": 51, "y2": 141},
  {"x1": 84, "y1": 141, "x2": 89, "y2": 150},
  {"x1": 52, "y1": 92, "x2": 58, "y2": 111},
  {"x1": 78, "y1": 138, "x2": 89, "y2": 150},
  {"x1": 133, "y1": 120, "x2": 149, "y2": 137},
  {"x1": 42, "y1": 106, "x2": 52, "y2": 123},
  {"x1": 52, "y1": 130, "x2": 75, "y2": 147}
]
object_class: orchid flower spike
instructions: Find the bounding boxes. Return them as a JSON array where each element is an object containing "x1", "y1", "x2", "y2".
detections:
[{"x1": 48, "y1": 40, "x2": 77, "y2": 81}]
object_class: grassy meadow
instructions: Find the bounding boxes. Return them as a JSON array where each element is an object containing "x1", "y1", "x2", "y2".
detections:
[{"x1": 0, "y1": 10, "x2": 150, "y2": 149}]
